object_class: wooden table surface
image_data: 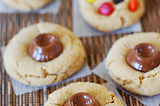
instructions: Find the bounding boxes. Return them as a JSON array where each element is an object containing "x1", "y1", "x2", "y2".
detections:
[{"x1": 0, "y1": 0, "x2": 160, "y2": 106}]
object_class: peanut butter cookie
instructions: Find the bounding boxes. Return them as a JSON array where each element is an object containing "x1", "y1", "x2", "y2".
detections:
[
  {"x1": 106, "y1": 32, "x2": 160, "y2": 96},
  {"x1": 45, "y1": 82, "x2": 123, "y2": 106},
  {"x1": 3, "y1": 22, "x2": 86, "y2": 86},
  {"x1": 2, "y1": 0, "x2": 52, "y2": 11}
]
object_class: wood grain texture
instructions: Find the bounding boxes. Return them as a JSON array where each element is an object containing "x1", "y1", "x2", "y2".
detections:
[{"x1": 0, "y1": 0, "x2": 159, "y2": 105}]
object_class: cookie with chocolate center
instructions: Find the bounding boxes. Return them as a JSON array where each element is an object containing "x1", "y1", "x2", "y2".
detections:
[
  {"x1": 3, "y1": 22, "x2": 86, "y2": 86},
  {"x1": 45, "y1": 82, "x2": 123, "y2": 106},
  {"x1": 106, "y1": 32, "x2": 160, "y2": 96}
]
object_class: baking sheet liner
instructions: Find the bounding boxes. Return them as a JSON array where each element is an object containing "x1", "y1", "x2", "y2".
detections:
[
  {"x1": 92, "y1": 59, "x2": 160, "y2": 106},
  {"x1": 0, "y1": 0, "x2": 61, "y2": 14},
  {"x1": 72, "y1": 0, "x2": 142, "y2": 37},
  {"x1": 102, "y1": 82, "x2": 127, "y2": 106}
]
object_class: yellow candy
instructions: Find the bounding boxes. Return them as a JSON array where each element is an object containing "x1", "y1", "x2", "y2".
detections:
[{"x1": 86, "y1": 0, "x2": 96, "y2": 4}]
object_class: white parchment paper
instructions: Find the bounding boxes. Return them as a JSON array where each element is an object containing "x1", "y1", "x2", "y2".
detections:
[
  {"x1": 1, "y1": 46, "x2": 92, "y2": 95},
  {"x1": 72, "y1": 0, "x2": 142, "y2": 37},
  {"x1": 92, "y1": 59, "x2": 160, "y2": 106},
  {"x1": 102, "y1": 82, "x2": 127, "y2": 106},
  {"x1": 0, "y1": 0, "x2": 61, "y2": 14}
]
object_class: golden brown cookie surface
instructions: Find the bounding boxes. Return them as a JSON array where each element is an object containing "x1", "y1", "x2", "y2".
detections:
[
  {"x1": 106, "y1": 32, "x2": 160, "y2": 96},
  {"x1": 2, "y1": 0, "x2": 52, "y2": 11},
  {"x1": 3, "y1": 22, "x2": 86, "y2": 86},
  {"x1": 45, "y1": 82, "x2": 123, "y2": 106}
]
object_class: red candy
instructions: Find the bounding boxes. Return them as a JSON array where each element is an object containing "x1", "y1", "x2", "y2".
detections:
[
  {"x1": 129, "y1": 0, "x2": 139, "y2": 12},
  {"x1": 98, "y1": 2, "x2": 114, "y2": 16}
]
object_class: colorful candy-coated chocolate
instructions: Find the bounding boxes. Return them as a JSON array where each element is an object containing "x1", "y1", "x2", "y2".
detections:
[
  {"x1": 98, "y1": 2, "x2": 114, "y2": 16},
  {"x1": 86, "y1": 0, "x2": 96, "y2": 4},
  {"x1": 113, "y1": 0, "x2": 123, "y2": 4},
  {"x1": 129, "y1": 0, "x2": 139, "y2": 12}
]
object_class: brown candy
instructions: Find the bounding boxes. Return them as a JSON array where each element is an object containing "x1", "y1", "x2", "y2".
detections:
[
  {"x1": 126, "y1": 43, "x2": 160, "y2": 72},
  {"x1": 28, "y1": 33, "x2": 63, "y2": 62},
  {"x1": 64, "y1": 92, "x2": 99, "y2": 106}
]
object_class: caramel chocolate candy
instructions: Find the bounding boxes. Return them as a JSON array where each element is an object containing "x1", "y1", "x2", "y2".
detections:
[
  {"x1": 126, "y1": 43, "x2": 160, "y2": 72},
  {"x1": 28, "y1": 33, "x2": 63, "y2": 62},
  {"x1": 64, "y1": 92, "x2": 99, "y2": 106}
]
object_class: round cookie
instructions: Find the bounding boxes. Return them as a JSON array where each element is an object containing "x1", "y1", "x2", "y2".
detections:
[
  {"x1": 3, "y1": 22, "x2": 86, "y2": 86},
  {"x1": 2, "y1": 0, "x2": 52, "y2": 11},
  {"x1": 106, "y1": 32, "x2": 160, "y2": 96},
  {"x1": 45, "y1": 82, "x2": 123, "y2": 106},
  {"x1": 79, "y1": 0, "x2": 145, "y2": 32}
]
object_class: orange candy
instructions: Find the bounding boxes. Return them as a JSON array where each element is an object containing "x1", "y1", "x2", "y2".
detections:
[{"x1": 129, "y1": 0, "x2": 139, "y2": 12}]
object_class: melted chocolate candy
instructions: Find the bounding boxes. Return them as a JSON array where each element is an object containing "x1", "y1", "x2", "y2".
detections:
[
  {"x1": 28, "y1": 33, "x2": 63, "y2": 62},
  {"x1": 126, "y1": 43, "x2": 160, "y2": 72},
  {"x1": 64, "y1": 92, "x2": 99, "y2": 106}
]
